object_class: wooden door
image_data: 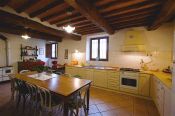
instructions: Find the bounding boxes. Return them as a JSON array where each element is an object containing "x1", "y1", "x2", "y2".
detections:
[
  {"x1": 138, "y1": 74, "x2": 150, "y2": 97},
  {"x1": 93, "y1": 70, "x2": 107, "y2": 88}
]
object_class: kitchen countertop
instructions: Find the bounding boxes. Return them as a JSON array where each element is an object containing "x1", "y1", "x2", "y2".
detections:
[
  {"x1": 66, "y1": 65, "x2": 172, "y2": 89},
  {"x1": 141, "y1": 71, "x2": 172, "y2": 89},
  {"x1": 67, "y1": 65, "x2": 120, "y2": 71},
  {"x1": 0, "y1": 65, "x2": 13, "y2": 68}
]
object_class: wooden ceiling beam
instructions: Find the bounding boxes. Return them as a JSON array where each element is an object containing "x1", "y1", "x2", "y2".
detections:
[
  {"x1": 16, "y1": 0, "x2": 38, "y2": 13},
  {"x1": 98, "y1": 0, "x2": 147, "y2": 13},
  {"x1": 29, "y1": 1, "x2": 64, "y2": 18},
  {"x1": 0, "y1": 23, "x2": 62, "y2": 42},
  {"x1": 114, "y1": 23, "x2": 148, "y2": 30},
  {"x1": 76, "y1": 25, "x2": 97, "y2": 30},
  {"x1": 40, "y1": 6, "x2": 71, "y2": 22},
  {"x1": 65, "y1": 0, "x2": 114, "y2": 34},
  {"x1": 107, "y1": 8, "x2": 158, "y2": 22},
  {"x1": 104, "y1": 1, "x2": 161, "y2": 18},
  {"x1": 76, "y1": 27, "x2": 100, "y2": 32},
  {"x1": 49, "y1": 11, "x2": 79, "y2": 24},
  {"x1": 0, "y1": 33, "x2": 7, "y2": 40},
  {"x1": 148, "y1": 0, "x2": 175, "y2": 30},
  {"x1": 110, "y1": 15, "x2": 153, "y2": 25},
  {"x1": 57, "y1": 17, "x2": 86, "y2": 27},
  {"x1": 113, "y1": 21, "x2": 150, "y2": 30},
  {"x1": 0, "y1": 10, "x2": 81, "y2": 40},
  {"x1": 76, "y1": 23, "x2": 96, "y2": 28},
  {"x1": 0, "y1": 0, "x2": 10, "y2": 7},
  {"x1": 72, "y1": 21, "x2": 92, "y2": 27},
  {"x1": 76, "y1": 29, "x2": 103, "y2": 35}
]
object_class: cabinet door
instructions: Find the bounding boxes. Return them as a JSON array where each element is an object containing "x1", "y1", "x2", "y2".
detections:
[
  {"x1": 65, "y1": 66, "x2": 78, "y2": 76},
  {"x1": 78, "y1": 68, "x2": 86, "y2": 78},
  {"x1": 138, "y1": 74, "x2": 150, "y2": 97},
  {"x1": 93, "y1": 70, "x2": 107, "y2": 88},
  {"x1": 107, "y1": 71, "x2": 120, "y2": 90},
  {"x1": 163, "y1": 86, "x2": 171, "y2": 116},
  {"x1": 85, "y1": 69, "x2": 94, "y2": 80}
]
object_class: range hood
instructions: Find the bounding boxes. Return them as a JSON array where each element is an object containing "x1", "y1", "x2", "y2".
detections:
[{"x1": 121, "y1": 30, "x2": 147, "y2": 52}]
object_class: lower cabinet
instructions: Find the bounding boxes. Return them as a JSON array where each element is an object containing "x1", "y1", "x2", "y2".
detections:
[
  {"x1": 150, "y1": 76, "x2": 171, "y2": 116},
  {"x1": 65, "y1": 66, "x2": 78, "y2": 76},
  {"x1": 138, "y1": 74, "x2": 150, "y2": 97},
  {"x1": 107, "y1": 71, "x2": 120, "y2": 90},
  {"x1": 93, "y1": 70, "x2": 107, "y2": 88}
]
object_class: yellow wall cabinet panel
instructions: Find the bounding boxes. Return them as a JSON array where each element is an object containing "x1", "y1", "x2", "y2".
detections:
[
  {"x1": 107, "y1": 71, "x2": 120, "y2": 90},
  {"x1": 163, "y1": 86, "x2": 171, "y2": 116},
  {"x1": 93, "y1": 70, "x2": 107, "y2": 88},
  {"x1": 138, "y1": 74, "x2": 150, "y2": 97},
  {"x1": 150, "y1": 76, "x2": 171, "y2": 116},
  {"x1": 65, "y1": 66, "x2": 79, "y2": 76},
  {"x1": 85, "y1": 69, "x2": 94, "y2": 84}
]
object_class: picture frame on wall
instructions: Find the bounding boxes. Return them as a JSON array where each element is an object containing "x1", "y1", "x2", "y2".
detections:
[
  {"x1": 64, "y1": 49, "x2": 68, "y2": 59},
  {"x1": 39, "y1": 48, "x2": 44, "y2": 55}
]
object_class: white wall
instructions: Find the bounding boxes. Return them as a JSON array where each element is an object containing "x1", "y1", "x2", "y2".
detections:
[
  {"x1": 171, "y1": 20, "x2": 175, "y2": 116},
  {"x1": 58, "y1": 23, "x2": 173, "y2": 70},
  {"x1": 0, "y1": 33, "x2": 48, "y2": 72}
]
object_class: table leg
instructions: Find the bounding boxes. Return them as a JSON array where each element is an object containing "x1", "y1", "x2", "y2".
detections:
[
  {"x1": 86, "y1": 85, "x2": 90, "y2": 113},
  {"x1": 63, "y1": 100, "x2": 69, "y2": 116}
]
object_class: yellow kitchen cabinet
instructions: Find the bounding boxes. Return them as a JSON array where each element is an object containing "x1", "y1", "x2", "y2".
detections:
[
  {"x1": 163, "y1": 85, "x2": 171, "y2": 116},
  {"x1": 107, "y1": 71, "x2": 120, "y2": 90},
  {"x1": 77, "y1": 68, "x2": 86, "y2": 78},
  {"x1": 65, "y1": 66, "x2": 78, "y2": 76},
  {"x1": 150, "y1": 76, "x2": 171, "y2": 116},
  {"x1": 85, "y1": 69, "x2": 94, "y2": 84},
  {"x1": 93, "y1": 70, "x2": 107, "y2": 88},
  {"x1": 138, "y1": 74, "x2": 150, "y2": 97}
]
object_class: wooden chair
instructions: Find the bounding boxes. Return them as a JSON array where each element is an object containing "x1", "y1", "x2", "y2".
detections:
[
  {"x1": 25, "y1": 82, "x2": 39, "y2": 115},
  {"x1": 14, "y1": 79, "x2": 30, "y2": 112},
  {"x1": 68, "y1": 84, "x2": 90, "y2": 116},
  {"x1": 37, "y1": 86, "x2": 63, "y2": 116},
  {"x1": 9, "y1": 75, "x2": 18, "y2": 101}
]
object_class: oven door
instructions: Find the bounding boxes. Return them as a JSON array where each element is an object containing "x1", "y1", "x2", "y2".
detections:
[
  {"x1": 120, "y1": 76, "x2": 138, "y2": 90},
  {"x1": 3, "y1": 67, "x2": 13, "y2": 76}
]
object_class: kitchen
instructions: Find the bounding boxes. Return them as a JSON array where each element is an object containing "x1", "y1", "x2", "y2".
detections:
[{"x1": 0, "y1": 0, "x2": 175, "y2": 116}]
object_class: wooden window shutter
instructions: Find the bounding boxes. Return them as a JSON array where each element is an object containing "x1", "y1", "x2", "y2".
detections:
[{"x1": 46, "y1": 44, "x2": 52, "y2": 58}]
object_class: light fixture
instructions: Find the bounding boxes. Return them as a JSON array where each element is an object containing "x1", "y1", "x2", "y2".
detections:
[
  {"x1": 63, "y1": 25, "x2": 75, "y2": 33},
  {"x1": 21, "y1": 34, "x2": 31, "y2": 40},
  {"x1": 63, "y1": 10, "x2": 75, "y2": 33}
]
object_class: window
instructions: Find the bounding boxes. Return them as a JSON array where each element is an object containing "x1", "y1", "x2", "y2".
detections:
[
  {"x1": 90, "y1": 36, "x2": 109, "y2": 61},
  {"x1": 46, "y1": 43, "x2": 58, "y2": 59}
]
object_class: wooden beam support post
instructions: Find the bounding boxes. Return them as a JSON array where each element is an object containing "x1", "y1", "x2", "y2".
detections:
[
  {"x1": 0, "y1": 24, "x2": 62, "y2": 42},
  {"x1": 148, "y1": 0, "x2": 175, "y2": 30},
  {"x1": 65, "y1": 0, "x2": 114, "y2": 34},
  {"x1": 0, "y1": 10, "x2": 81, "y2": 40}
]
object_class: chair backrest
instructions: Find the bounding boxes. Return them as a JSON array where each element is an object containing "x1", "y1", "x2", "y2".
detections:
[
  {"x1": 37, "y1": 86, "x2": 52, "y2": 109},
  {"x1": 61, "y1": 73, "x2": 71, "y2": 77},
  {"x1": 20, "y1": 70, "x2": 30, "y2": 74},
  {"x1": 79, "y1": 84, "x2": 90, "y2": 103},
  {"x1": 26, "y1": 82, "x2": 38, "y2": 101},
  {"x1": 14, "y1": 78, "x2": 29, "y2": 94}
]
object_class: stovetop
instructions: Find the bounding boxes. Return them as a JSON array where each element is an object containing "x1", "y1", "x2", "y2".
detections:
[{"x1": 120, "y1": 68, "x2": 140, "y2": 72}]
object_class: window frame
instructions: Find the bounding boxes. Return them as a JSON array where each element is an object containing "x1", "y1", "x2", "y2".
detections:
[
  {"x1": 45, "y1": 43, "x2": 58, "y2": 59},
  {"x1": 90, "y1": 36, "x2": 109, "y2": 61},
  {"x1": 51, "y1": 43, "x2": 58, "y2": 59}
]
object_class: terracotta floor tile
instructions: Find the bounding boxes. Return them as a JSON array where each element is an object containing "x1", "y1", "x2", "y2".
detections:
[
  {"x1": 101, "y1": 109, "x2": 118, "y2": 116},
  {"x1": 88, "y1": 105, "x2": 100, "y2": 114},
  {"x1": 0, "y1": 83, "x2": 159, "y2": 116},
  {"x1": 96, "y1": 103, "x2": 112, "y2": 112}
]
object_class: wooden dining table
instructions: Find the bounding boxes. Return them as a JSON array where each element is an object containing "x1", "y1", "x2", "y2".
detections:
[{"x1": 10, "y1": 72, "x2": 92, "y2": 116}]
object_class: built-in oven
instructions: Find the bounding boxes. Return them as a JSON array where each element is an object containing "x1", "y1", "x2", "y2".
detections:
[
  {"x1": 120, "y1": 71, "x2": 139, "y2": 90},
  {"x1": 3, "y1": 67, "x2": 13, "y2": 77}
]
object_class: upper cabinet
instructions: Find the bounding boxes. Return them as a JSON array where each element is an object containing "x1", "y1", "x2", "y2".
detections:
[{"x1": 121, "y1": 30, "x2": 147, "y2": 52}]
